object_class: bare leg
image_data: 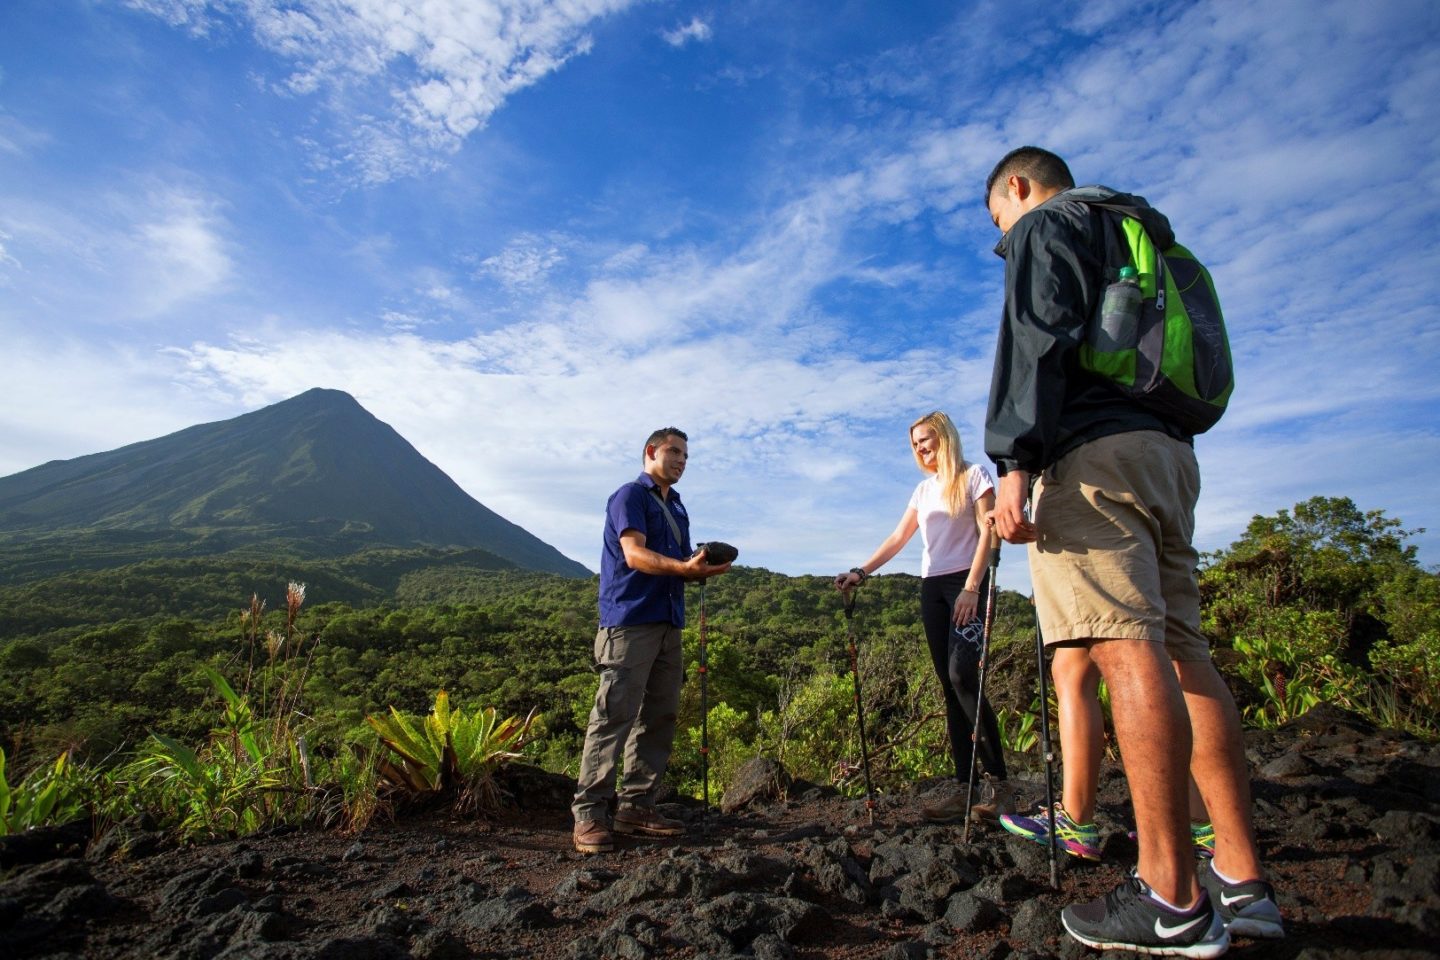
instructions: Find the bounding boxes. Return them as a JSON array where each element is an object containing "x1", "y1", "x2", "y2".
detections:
[
  {"x1": 1052, "y1": 644, "x2": 1103, "y2": 823},
  {"x1": 1087, "y1": 637, "x2": 1198, "y2": 907},
  {"x1": 1189, "y1": 777, "x2": 1208, "y2": 822},
  {"x1": 1176, "y1": 658, "x2": 1263, "y2": 881}
]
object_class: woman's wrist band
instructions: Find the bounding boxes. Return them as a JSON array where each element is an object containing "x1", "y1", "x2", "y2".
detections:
[
  {"x1": 962, "y1": 587, "x2": 978, "y2": 595},
  {"x1": 850, "y1": 567, "x2": 869, "y2": 583}
]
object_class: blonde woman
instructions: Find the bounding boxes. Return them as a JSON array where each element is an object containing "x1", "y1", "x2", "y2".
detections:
[{"x1": 835, "y1": 411, "x2": 1012, "y2": 821}]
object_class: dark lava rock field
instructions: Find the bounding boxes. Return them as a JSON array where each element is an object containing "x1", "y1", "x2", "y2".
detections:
[{"x1": 3, "y1": 704, "x2": 1438, "y2": 959}]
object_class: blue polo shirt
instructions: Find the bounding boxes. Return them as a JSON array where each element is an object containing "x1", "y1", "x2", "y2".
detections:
[{"x1": 598, "y1": 473, "x2": 692, "y2": 628}]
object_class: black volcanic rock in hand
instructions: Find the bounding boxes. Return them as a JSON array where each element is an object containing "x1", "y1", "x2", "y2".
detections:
[{"x1": 698, "y1": 541, "x2": 738, "y2": 565}]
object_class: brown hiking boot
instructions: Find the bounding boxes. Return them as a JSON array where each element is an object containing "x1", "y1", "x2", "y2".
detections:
[
  {"x1": 573, "y1": 819, "x2": 613, "y2": 854},
  {"x1": 968, "y1": 775, "x2": 1016, "y2": 821},
  {"x1": 613, "y1": 804, "x2": 685, "y2": 837},
  {"x1": 920, "y1": 782, "x2": 970, "y2": 822}
]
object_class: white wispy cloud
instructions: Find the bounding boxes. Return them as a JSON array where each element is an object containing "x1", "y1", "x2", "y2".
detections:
[
  {"x1": 133, "y1": 191, "x2": 234, "y2": 314},
  {"x1": 0, "y1": 114, "x2": 51, "y2": 157},
  {"x1": 662, "y1": 17, "x2": 711, "y2": 48},
  {"x1": 121, "y1": 0, "x2": 215, "y2": 32},
  {"x1": 0, "y1": 229, "x2": 19, "y2": 277},
  {"x1": 127, "y1": 0, "x2": 643, "y2": 183},
  {"x1": 0, "y1": 333, "x2": 236, "y2": 478},
  {"x1": 475, "y1": 233, "x2": 570, "y2": 289},
  {"x1": 0, "y1": 183, "x2": 233, "y2": 322}
]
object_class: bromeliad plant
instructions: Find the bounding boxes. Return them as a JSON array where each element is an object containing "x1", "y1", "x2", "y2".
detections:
[{"x1": 367, "y1": 691, "x2": 536, "y2": 813}]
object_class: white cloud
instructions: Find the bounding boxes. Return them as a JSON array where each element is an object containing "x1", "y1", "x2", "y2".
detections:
[
  {"x1": 0, "y1": 114, "x2": 51, "y2": 157},
  {"x1": 134, "y1": 192, "x2": 234, "y2": 314},
  {"x1": 662, "y1": 17, "x2": 711, "y2": 48},
  {"x1": 0, "y1": 184, "x2": 233, "y2": 322},
  {"x1": 121, "y1": 0, "x2": 214, "y2": 33},
  {"x1": 476, "y1": 234, "x2": 569, "y2": 289},
  {"x1": 0, "y1": 229, "x2": 19, "y2": 278},
  {"x1": 0, "y1": 332, "x2": 236, "y2": 478},
  {"x1": 129, "y1": 0, "x2": 644, "y2": 183}
]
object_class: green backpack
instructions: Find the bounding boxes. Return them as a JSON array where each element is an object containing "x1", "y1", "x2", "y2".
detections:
[{"x1": 1078, "y1": 212, "x2": 1234, "y2": 434}]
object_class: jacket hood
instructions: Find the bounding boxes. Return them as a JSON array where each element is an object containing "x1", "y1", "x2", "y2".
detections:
[
  {"x1": 1059, "y1": 185, "x2": 1176, "y2": 248},
  {"x1": 993, "y1": 184, "x2": 1175, "y2": 258}
]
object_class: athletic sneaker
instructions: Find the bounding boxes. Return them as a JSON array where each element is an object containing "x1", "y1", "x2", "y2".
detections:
[
  {"x1": 1198, "y1": 860, "x2": 1285, "y2": 939},
  {"x1": 1061, "y1": 874, "x2": 1230, "y2": 957},
  {"x1": 1126, "y1": 821, "x2": 1216, "y2": 858},
  {"x1": 1000, "y1": 803, "x2": 1101, "y2": 861},
  {"x1": 1189, "y1": 821, "x2": 1216, "y2": 859}
]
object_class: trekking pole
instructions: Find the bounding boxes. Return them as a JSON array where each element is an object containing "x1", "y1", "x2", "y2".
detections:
[
  {"x1": 1033, "y1": 596, "x2": 1060, "y2": 890},
  {"x1": 961, "y1": 530, "x2": 1001, "y2": 842},
  {"x1": 699, "y1": 576, "x2": 711, "y2": 837},
  {"x1": 842, "y1": 587, "x2": 877, "y2": 825}
]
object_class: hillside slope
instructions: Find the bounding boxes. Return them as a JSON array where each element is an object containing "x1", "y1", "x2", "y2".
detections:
[{"x1": 0, "y1": 389, "x2": 589, "y2": 578}]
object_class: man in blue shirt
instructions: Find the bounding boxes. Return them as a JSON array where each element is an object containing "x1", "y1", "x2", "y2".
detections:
[{"x1": 572, "y1": 427, "x2": 733, "y2": 854}]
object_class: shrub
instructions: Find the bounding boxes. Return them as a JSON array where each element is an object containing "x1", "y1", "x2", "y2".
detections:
[{"x1": 0, "y1": 747, "x2": 88, "y2": 835}]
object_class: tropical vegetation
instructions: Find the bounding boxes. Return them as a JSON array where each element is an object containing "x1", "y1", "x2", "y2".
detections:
[{"x1": 0, "y1": 496, "x2": 1434, "y2": 841}]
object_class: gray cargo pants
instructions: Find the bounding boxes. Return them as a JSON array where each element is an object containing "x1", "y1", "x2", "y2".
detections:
[{"x1": 571, "y1": 622, "x2": 684, "y2": 824}]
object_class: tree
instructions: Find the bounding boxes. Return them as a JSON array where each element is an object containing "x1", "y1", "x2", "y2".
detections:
[{"x1": 1202, "y1": 496, "x2": 1434, "y2": 729}]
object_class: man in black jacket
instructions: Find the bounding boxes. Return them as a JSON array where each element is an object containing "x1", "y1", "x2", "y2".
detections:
[{"x1": 983, "y1": 146, "x2": 1282, "y2": 956}]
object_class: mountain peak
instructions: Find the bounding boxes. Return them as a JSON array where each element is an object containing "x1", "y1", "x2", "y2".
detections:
[{"x1": 284, "y1": 387, "x2": 363, "y2": 409}]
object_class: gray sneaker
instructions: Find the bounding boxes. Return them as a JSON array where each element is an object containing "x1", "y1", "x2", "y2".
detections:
[
  {"x1": 1198, "y1": 860, "x2": 1285, "y2": 939},
  {"x1": 1062, "y1": 874, "x2": 1230, "y2": 957}
]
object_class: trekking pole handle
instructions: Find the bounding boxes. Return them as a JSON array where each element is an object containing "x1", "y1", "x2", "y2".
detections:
[{"x1": 987, "y1": 527, "x2": 1002, "y2": 570}]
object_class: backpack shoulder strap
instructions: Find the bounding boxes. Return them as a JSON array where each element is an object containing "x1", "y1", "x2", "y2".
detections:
[{"x1": 648, "y1": 488, "x2": 685, "y2": 549}]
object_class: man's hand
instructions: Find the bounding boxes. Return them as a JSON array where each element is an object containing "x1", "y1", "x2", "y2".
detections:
[
  {"x1": 620, "y1": 530, "x2": 731, "y2": 579},
  {"x1": 993, "y1": 470, "x2": 1037, "y2": 544},
  {"x1": 683, "y1": 551, "x2": 731, "y2": 580}
]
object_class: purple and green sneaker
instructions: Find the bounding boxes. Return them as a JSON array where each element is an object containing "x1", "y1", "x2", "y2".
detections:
[{"x1": 1000, "y1": 803, "x2": 1101, "y2": 861}]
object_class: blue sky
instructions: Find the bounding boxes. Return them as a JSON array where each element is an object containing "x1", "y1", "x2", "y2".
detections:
[{"x1": 2, "y1": 0, "x2": 1439, "y2": 588}]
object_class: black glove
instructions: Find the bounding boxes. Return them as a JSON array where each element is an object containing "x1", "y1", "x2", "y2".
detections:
[{"x1": 697, "y1": 541, "x2": 738, "y2": 565}]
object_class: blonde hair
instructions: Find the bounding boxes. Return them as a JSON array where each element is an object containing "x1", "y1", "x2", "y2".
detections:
[{"x1": 909, "y1": 411, "x2": 969, "y2": 518}]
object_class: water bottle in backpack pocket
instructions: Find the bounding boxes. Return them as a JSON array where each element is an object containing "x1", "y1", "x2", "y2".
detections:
[{"x1": 1095, "y1": 265, "x2": 1143, "y2": 353}]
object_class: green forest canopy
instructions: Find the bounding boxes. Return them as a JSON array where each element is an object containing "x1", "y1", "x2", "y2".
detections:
[{"x1": 1, "y1": 497, "x2": 1435, "y2": 793}]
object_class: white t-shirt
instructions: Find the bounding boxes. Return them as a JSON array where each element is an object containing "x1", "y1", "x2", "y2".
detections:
[{"x1": 907, "y1": 464, "x2": 995, "y2": 578}]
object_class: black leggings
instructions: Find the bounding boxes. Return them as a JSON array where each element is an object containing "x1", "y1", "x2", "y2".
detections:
[{"x1": 920, "y1": 571, "x2": 1008, "y2": 782}]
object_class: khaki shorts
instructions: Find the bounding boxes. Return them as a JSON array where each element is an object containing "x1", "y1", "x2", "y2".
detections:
[{"x1": 1029, "y1": 431, "x2": 1211, "y2": 662}]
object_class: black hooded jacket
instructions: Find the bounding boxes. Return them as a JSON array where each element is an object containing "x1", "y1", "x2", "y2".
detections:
[{"x1": 983, "y1": 185, "x2": 1193, "y2": 476}]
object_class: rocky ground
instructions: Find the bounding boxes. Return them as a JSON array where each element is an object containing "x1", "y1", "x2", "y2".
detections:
[{"x1": 3, "y1": 703, "x2": 1439, "y2": 959}]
